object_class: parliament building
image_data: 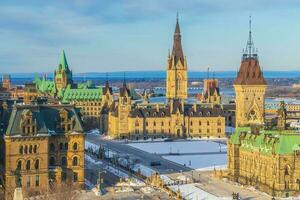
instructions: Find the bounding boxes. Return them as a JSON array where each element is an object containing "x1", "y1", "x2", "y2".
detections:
[
  {"x1": 227, "y1": 19, "x2": 300, "y2": 197},
  {"x1": 0, "y1": 103, "x2": 85, "y2": 200},
  {"x1": 100, "y1": 18, "x2": 227, "y2": 139}
]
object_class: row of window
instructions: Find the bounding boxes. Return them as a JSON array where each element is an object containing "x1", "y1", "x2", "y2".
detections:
[
  {"x1": 140, "y1": 120, "x2": 222, "y2": 127},
  {"x1": 25, "y1": 175, "x2": 40, "y2": 187},
  {"x1": 49, "y1": 156, "x2": 79, "y2": 167},
  {"x1": 19, "y1": 145, "x2": 38, "y2": 154},
  {"x1": 50, "y1": 142, "x2": 78, "y2": 152},
  {"x1": 17, "y1": 159, "x2": 39, "y2": 170},
  {"x1": 135, "y1": 128, "x2": 223, "y2": 134}
]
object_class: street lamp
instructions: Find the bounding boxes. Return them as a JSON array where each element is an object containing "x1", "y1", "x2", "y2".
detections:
[{"x1": 97, "y1": 170, "x2": 106, "y2": 196}]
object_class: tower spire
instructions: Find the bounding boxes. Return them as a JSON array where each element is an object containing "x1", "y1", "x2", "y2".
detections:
[
  {"x1": 243, "y1": 16, "x2": 257, "y2": 60},
  {"x1": 59, "y1": 49, "x2": 69, "y2": 70},
  {"x1": 172, "y1": 13, "x2": 184, "y2": 65}
]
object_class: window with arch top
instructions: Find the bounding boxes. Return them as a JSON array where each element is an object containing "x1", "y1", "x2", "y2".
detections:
[
  {"x1": 72, "y1": 157, "x2": 78, "y2": 166},
  {"x1": 26, "y1": 160, "x2": 30, "y2": 170},
  {"x1": 73, "y1": 142, "x2": 78, "y2": 151}
]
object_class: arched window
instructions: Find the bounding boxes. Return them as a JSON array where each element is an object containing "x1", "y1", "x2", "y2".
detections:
[
  {"x1": 19, "y1": 146, "x2": 23, "y2": 154},
  {"x1": 72, "y1": 157, "x2": 78, "y2": 166},
  {"x1": 61, "y1": 157, "x2": 67, "y2": 166},
  {"x1": 24, "y1": 146, "x2": 28, "y2": 154},
  {"x1": 73, "y1": 143, "x2": 78, "y2": 151},
  {"x1": 217, "y1": 119, "x2": 222, "y2": 126},
  {"x1": 33, "y1": 145, "x2": 37, "y2": 154},
  {"x1": 59, "y1": 143, "x2": 63, "y2": 150},
  {"x1": 26, "y1": 160, "x2": 30, "y2": 170},
  {"x1": 29, "y1": 145, "x2": 33, "y2": 154},
  {"x1": 50, "y1": 143, "x2": 55, "y2": 152},
  {"x1": 207, "y1": 121, "x2": 210, "y2": 126},
  {"x1": 17, "y1": 160, "x2": 22, "y2": 170},
  {"x1": 64, "y1": 143, "x2": 68, "y2": 150},
  {"x1": 49, "y1": 157, "x2": 55, "y2": 166},
  {"x1": 35, "y1": 159, "x2": 39, "y2": 170}
]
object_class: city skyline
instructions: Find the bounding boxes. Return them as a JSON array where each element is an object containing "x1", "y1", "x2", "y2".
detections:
[{"x1": 1, "y1": 0, "x2": 300, "y2": 73}]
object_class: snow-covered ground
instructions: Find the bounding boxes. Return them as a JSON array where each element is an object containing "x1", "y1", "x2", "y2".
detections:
[
  {"x1": 128, "y1": 140, "x2": 227, "y2": 170},
  {"x1": 169, "y1": 183, "x2": 230, "y2": 200},
  {"x1": 86, "y1": 129, "x2": 100, "y2": 136},
  {"x1": 128, "y1": 140, "x2": 226, "y2": 154},
  {"x1": 163, "y1": 154, "x2": 227, "y2": 169}
]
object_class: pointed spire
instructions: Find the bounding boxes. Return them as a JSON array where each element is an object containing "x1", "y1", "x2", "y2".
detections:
[
  {"x1": 242, "y1": 16, "x2": 257, "y2": 60},
  {"x1": 172, "y1": 13, "x2": 184, "y2": 65},
  {"x1": 59, "y1": 50, "x2": 69, "y2": 70},
  {"x1": 175, "y1": 12, "x2": 180, "y2": 34}
]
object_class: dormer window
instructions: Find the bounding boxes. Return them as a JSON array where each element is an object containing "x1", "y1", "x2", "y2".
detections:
[
  {"x1": 20, "y1": 109, "x2": 36, "y2": 136},
  {"x1": 58, "y1": 109, "x2": 74, "y2": 132}
]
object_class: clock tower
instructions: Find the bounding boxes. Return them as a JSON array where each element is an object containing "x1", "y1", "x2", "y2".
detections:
[{"x1": 234, "y1": 17, "x2": 267, "y2": 127}]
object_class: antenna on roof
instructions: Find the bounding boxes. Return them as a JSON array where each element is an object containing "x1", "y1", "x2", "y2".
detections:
[
  {"x1": 123, "y1": 72, "x2": 126, "y2": 87},
  {"x1": 207, "y1": 67, "x2": 210, "y2": 79}
]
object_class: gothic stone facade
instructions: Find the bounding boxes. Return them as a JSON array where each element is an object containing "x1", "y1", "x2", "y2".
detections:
[
  {"x1": 0, "y1": 104, "x2": 85, "y2": 200},
  {"x1": 228, "y1": 127, "x2": 300, "y2": 197},
  {"x1": 107, "y1": 84, "x2": 225, "y2": 139}
]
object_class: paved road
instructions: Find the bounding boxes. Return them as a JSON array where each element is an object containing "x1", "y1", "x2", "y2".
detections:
[
  {"x1": 157, "y1": 151, "x2": 227, "y2": 156},
  {"x1": 86, "y1": 135, "x2": 270, "y2": 199},
  {"x1": 87, "y1": 134, "x2": 192, "y2": 175}
]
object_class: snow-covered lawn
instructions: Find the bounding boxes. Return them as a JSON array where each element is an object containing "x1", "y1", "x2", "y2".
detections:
[
  {"x1": 127, "y1": 140, "x2": 227, "y2": 170},
  {"x1": 169, "y1": 183, "x2": 230, "y2": 200},
  {"x1": 128, "y1": 140, "x2": 226, "y2": 154},
  {"x1": 163, "y1": 154, "x2": 227, "y2": 170}
]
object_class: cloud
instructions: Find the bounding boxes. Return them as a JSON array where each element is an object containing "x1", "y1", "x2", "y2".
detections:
[{"x1": 1, "y1": 0, "x2": 300, "y2": 72}]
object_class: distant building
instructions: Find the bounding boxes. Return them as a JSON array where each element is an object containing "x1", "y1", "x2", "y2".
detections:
[
  {"x1": 198, "y1": 78, "x2": 221, "y2": 104},
  {"x1": 2, "y1": 75, "x2": 11, "y2": 90},
  {"x1": 0, "y1": 103, "x2": 85, "y2": 200},
  {"x1": 33, "y1": 50, "x2": 103, "y2": 128}
]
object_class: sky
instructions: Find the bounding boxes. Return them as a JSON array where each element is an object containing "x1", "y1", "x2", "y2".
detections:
[{"x1": 1, "y1": 0, "x2": 300, "y2": 73}]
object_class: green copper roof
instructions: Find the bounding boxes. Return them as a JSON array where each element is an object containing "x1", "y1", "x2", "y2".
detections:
[
  {"x1": 62, "y1": 88, "x2": 102, "y2": 103},
  {"x1": 60, "y1": 50, "x2": 69, "y2": 70},
  {"x1": 34, "y1": 75, "x2": 56, "y2": 94},
  {"x1": 230, "y1": 126, "x2": 300, "y2": 155}
]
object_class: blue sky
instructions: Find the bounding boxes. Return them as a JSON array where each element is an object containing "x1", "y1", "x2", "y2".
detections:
[{"x1": 1, "y1": 0, "x2": 300, "y2": 73}]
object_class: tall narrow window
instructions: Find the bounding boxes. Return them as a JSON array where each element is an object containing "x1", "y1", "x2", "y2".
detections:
[
  {"x1": 33, "y1": 145, "x2": 37, "y2": 153},
  {"x1": 24, "y1": 146, "x2": 28, "y2": 154},
  {"x1": 35, "y1": 159, "x2": 39, "y2": 170},
  {"x1": 19, "y1": 146, "x2": 23, "y2": 154},
  {"x1": 72, "y1": 157, "x2": 78, "y2": 166},
  {"x1": 26, "y1": 160, "x2": 30, "y2": 170},
  {"x1": 17, "y1": 160, "x2": 22, "y2": 170},
  {"x1": 73, "y1": 143, "x2": 78, "y2": 151},
  {"x1": 61, "y1": 157, "x2": 67, "y2": 167},
  {"x1": 35, "y1": 175, "x2": 40, "y2": 187},
  {"x1": 65, "y1": 143, "x2": 68, "y2": 150}
]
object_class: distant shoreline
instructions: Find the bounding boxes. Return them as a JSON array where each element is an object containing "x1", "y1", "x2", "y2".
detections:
[{"x1": 2, "y1": 70, "x2": 300, "y2": 79}]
